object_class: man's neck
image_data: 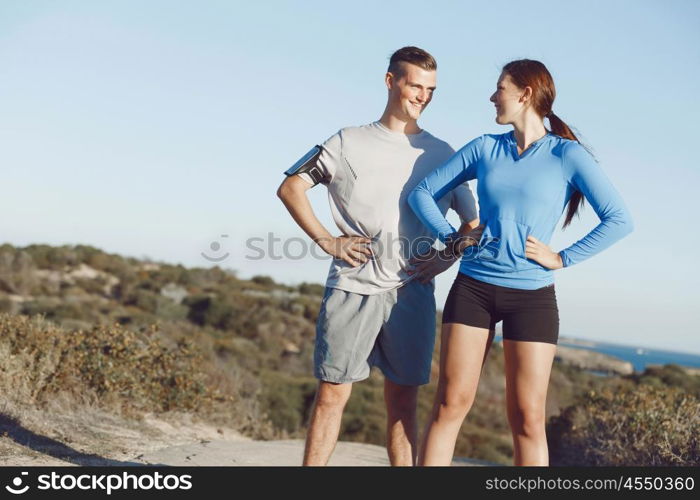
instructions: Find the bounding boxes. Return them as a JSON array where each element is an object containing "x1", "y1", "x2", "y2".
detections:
[{"x1": 378, "y1": 110, "x2": 422, "y2": 135}]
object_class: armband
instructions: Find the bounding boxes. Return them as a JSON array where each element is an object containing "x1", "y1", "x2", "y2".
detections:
[{"x1": 284, "y1": 145, "x2": 325, "y2": 185}]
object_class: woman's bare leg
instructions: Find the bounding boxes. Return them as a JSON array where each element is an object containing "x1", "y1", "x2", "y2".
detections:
[
  {"x1": 503, "y1": 340, "x2": 557, "y2": 466},
  {"x1": 418, "y1": 323, "x2": 494, "y2": 465}
]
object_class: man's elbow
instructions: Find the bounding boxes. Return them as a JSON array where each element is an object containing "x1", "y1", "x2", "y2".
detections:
[
  {"x1": 276, "y1": 182, "x2": 287, "y2": 201},
  {"x1": 278, "y1": 176, "x2": 311, "y2": 205},
  {"x1": 277, "y1": 178, "x2": 294, "y2": 202}
]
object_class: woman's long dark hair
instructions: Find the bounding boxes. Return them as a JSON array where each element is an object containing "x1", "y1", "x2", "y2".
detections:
[{"x1": 502, "y1": 59, "x2": 584, "y2": 228}]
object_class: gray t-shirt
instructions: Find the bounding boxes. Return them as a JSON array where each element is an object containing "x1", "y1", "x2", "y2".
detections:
[{"x1": 299, "y1": 121, "x2": 477, "y2": 295}]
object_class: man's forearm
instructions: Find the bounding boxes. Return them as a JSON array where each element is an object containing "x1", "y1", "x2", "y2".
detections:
[
  {"x1": 458, "y1": 218, "x2": 480, "y2": 235},
  {"x1": 277, "y1": 178, "x2": 334, "y2": 250}
]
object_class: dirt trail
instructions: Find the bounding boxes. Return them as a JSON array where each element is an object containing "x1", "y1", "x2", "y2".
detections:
[{"x1": 0, "y1": 413, "x2": 494, "y2": 466}]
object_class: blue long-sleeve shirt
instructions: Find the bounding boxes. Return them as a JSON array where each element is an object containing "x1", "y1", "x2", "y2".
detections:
[{"x1": 408, "y1": 131, "x2": 634, "y2": 290}]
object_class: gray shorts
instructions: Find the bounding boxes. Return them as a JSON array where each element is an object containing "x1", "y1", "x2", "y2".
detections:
[{"x1": 313, "y1": 279, "x2": 436, "y2": 386}]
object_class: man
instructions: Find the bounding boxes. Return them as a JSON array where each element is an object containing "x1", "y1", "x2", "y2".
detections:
[{"x1": 277, "y1": 46, "x2": 480, "y2": 466}]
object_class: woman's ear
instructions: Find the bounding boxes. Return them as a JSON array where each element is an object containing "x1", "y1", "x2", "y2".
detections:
[{"x1": 520, "y1": 86, "x2": 533, "y2": 104}]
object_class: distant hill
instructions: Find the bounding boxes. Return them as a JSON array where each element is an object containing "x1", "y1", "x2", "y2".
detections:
[{"x1": 1, "y1": 243, "x2": 698, "y2": 465}]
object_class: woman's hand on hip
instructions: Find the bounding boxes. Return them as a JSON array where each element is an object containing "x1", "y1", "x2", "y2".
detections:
[{"x1": 525, "y1": 235, "x2": 563, "y2": 270}]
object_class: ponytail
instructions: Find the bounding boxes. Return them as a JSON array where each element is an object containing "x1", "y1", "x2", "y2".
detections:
[{"x1": 548, "y1": 112, "x2": 585, "y2": 229}]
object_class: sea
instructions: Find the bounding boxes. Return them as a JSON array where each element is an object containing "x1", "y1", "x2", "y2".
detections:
[{"x1": 494, "y1": 335, "x2": 700, "y2": 372}]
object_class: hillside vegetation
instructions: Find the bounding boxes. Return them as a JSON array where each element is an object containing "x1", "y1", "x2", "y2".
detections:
[{"x1": 1, "y1": 243, "x2": 697, "y2": 465}]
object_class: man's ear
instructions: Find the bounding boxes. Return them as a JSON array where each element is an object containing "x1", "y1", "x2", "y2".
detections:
[{"x1": 385, "y1": 72, "x2": 394, "y2": 91}]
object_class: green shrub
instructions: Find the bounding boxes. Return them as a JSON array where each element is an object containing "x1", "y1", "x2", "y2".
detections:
[
  {"x1": 251, "y1": 275, "x2": 275, "y2": 287},
  {"x1": 0, "y1": 313, "x2": 219, "y2": 413},
  {"x1": 634, "y1": 364, "x2": 700, "y2": 399},
  {"x1": 259, "y1": 371, "x2": 317, "y2": 433},
  {"x1": 298, "y1": 282, "x2": 325, "y2": 297},
  {"x1": 183, "y1": 295, "x2": 238, "y2": 330},
  {"x1": 548, "y1": 385, "x2": 700, "y2": 465}
]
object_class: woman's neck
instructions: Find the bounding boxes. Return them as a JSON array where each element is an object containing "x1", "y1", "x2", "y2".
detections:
[{"x1": 511, "y1": 114, "x2": 547, "y2": 154}]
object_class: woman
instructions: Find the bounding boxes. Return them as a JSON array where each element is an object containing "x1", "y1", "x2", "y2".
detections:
[{"x1": 407, "y1": 59, "x2": 633, "y2": 466}]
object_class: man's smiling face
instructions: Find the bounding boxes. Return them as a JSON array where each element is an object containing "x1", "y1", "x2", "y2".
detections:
[{"x1": 387, "y1": 62, "x2": 436, "y2": 122}]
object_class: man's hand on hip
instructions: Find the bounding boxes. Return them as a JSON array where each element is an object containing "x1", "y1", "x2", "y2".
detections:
[{"x1": 318, "y1": 235, "x2": 373, "y2": 267}]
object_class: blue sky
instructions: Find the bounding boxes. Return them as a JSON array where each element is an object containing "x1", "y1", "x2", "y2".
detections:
[{"x1": 1, "y1": 1, "x2": 698, "y2": 353}]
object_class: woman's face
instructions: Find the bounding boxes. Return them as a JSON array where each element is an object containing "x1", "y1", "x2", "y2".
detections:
[{"x1": 489, "y1": 72, "x2": 527, "y2": 125}]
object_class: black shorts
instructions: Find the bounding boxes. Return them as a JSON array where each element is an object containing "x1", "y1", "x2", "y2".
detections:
[{"x1": 442, "y1": 272, "x2": 559, "y2": 344}]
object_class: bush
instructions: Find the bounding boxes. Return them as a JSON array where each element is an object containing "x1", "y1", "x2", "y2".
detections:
[
  {"x1": 0, "y1": 313, "x2": 218, "y2": 413},
  {"x1": 183, "y1": 295, "x2": 238, "y2": 330},
  {"x1": 0, "y1": 250, "x2": 37, "y2": 294},
  {"x1": 634, "y1": 364, "x2": 700, "y2": 399},
  {"x1": 259, "y1": 372, "x2": 317, "y2": 433},
  {"x1": 125, "y1": 289, "x2": 159, "y2": 313},
  {"x1": 297, "y1": 282, "x2": 325, "y2": 297},
  {"x1": 0, "y1": 297, "x2": 16, "y2": 314},
  {"x1": 251, "y1": 275, "x2": 275, "y2": 287},
  {"x1": 342, "y1": 378, "x2": 386, "y2": 444},
  {"x1": 548, "y1": 385, "x2": 700, "y2": 465}
]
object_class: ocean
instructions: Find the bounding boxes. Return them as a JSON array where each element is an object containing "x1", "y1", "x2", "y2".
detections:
[
  {"x1": 495, "y1": 335, "x2": 700, "y2": 372},
  {"x1": 559, "y1": 339, "x2": 700, "y2": 372}
]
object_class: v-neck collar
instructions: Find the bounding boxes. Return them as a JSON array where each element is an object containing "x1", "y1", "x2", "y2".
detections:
[{"x1": 506, "y1": 130, "x2": 552, "y2": 161}]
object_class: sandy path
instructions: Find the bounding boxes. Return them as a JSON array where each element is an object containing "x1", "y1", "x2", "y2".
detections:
[
  {"x1": 134, "y1": 439, "x2": 495, "y2": 466},
  {"x1": 0, "y1": 412, "x2": 497, "y2": 466}
]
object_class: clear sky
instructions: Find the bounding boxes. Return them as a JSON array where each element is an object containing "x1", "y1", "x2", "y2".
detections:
[{"x1": 1, "y1": 1, "x2": 698, "y2": 353}]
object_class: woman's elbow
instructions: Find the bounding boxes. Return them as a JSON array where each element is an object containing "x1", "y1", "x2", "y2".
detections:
[
  {"x1": 407, "y1": 186, "x2": 428, "y2": 212},
  {"x1": 621, "y1": 209, "x2": 634, "y2": 236},
  {"x1": 407, "y1": 190, "x2": 417, "y2": 210},
  {"x1": 613, "y1": 211, "x2": 634, "y2": 238}
]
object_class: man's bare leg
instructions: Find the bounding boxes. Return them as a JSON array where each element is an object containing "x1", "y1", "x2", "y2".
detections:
[
  {"x1": 302, "y1": 381, "x2": 352, "y2": 466},
  {"x1": 384, "y1": 378, "x2": 419, "y2": 465}
]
